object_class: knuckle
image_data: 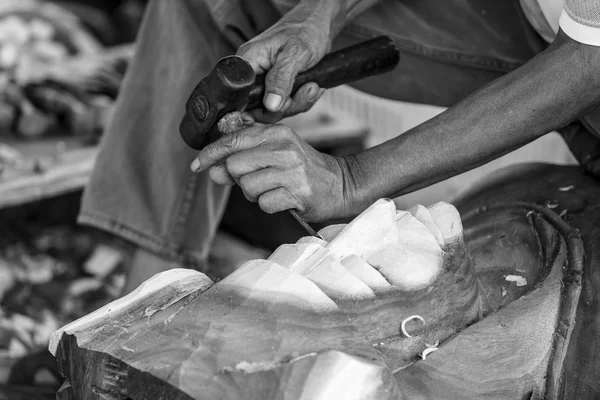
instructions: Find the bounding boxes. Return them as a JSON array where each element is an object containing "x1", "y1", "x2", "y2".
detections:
[
  {"x1": 262, "y1": 124, "x2": 283, "y2": 141},
  {"x1": 236, "y1": 41, "x2": 252, "y2": 55},
  {"x1": 296, "y1": 202, "x2": 308, "y2": 215},
  {"x1": 206, "y1": 143, "x2": 221, "y2": 160},
  {"x1": 242, "y1": 189, "x2": 257, "y2": 202},
  {"x1": 224, "y1": 155, "x2": 244, "y2": 177},
  {"x1": 287, "y1": 149, "x2": 302, "y2": 164},
  {"x1": 289, "y1": 194, "x2": 307, "y2": 214},
  {"x1": 223, "y1": 133, "x2": 240, "y2": 149},
  {"x1": 239, "y1": 175, "x2": 257, "y2": 198},
  {"x1": 274, "y1": 124, "x2": 294, "y2": 139},
  {"x1": 224, "y1": 156, "x2": 237, "y2": 174},
  {"x1": 258, "y1": 196, "x2": 276, "y2": 214},
  {"x1": 298, "y1": 183, "x2": 313, "y2": 202},
  {"x1": 237, "y1": 37, "x2": 264, "y2": 57},
  {"x1": 269, "y1": 70, "x2": 293, "y2": 87},
  {"x1": 284, "y1": 37, "x2": 309, "y2": 56}
]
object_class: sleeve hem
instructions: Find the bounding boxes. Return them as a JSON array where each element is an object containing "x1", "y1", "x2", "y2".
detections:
[{"x1": 559, "y1": 9, "x2": 600, "y2": 47}]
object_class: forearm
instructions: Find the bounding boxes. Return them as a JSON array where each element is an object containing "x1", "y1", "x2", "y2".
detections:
[{"x1": 342, "y1": 31, "x2": 600, "y2": 214}]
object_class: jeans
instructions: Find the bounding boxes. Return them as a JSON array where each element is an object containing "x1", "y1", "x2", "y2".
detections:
[{"x1": 78, "y1": 0, "x2": 551, "y2": 270}]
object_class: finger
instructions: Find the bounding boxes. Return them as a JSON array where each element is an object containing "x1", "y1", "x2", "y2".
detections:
[
  {"x1": 241, "y1": 112, "x2": 256, "y2": 125},
  {"x1": 236, "y1": 40, "x2": 271, "y2": 74},
  {"x1": 257, "y1": 187, "x2": 301, "y2": 214},
  {"x1": 284, "y1": 83, "x2": 323, "y2": 117},
  {"x1": 191, "y1": 125, "x2": 267, "y2": 172},
  {"x1": 238, "y1": 168, "x2": 286, "y2": 202},
  {"x1": 280, "y1": 97, "x2": 293, "y2": 115},
  {"x1": 263, "y1": 41, "x2": 306, "y2": 112},
  {"x1": 249, "y1": 97, "x2": 291, "y2": 124},
  {"x1": 209, "y1": 164, "x2": 236, "y2": 185},
  {"x1": 225, "y1": 146, "x2": 284, "y2": 179},
  {"x1": 248, "y1": 107, "x2": 284, "y2": 124}
]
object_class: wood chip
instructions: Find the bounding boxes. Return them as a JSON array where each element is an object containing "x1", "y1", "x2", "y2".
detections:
[
  {"x1": 558, "y1": 209, "x2": 568, "y2": 219},
  {"x1": 401, "y1": 315, "x2": 425, "y2": 338},
  {"x1": 421, "y1": 347, "x2": 438, "y2": 360},
  {"x1": 84, "y1": 244, "x2": 123, "y2": 278},
  {"x1": 505, "y1": 275, "x2": 527, "y2": 287},
  {"x1": 558, "y1": 185, "x2": 575, "y2": 192}
]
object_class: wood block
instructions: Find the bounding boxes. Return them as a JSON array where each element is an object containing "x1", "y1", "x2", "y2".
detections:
[
  {"x1": 327, "y1": 198, "x2": 398, "y2": 260},
  {"x1": 340, "y1": 254, "x2": 392, "y2": 293},
  {"x1": 53, "y1": 187, "x2": 588, "y2": 399},
  {"x1": 317, "y1": 223, "x2": 346, "y2": 242},
  {"x1": 408, "y1": 204, "x2": 444, "y2": 247}
]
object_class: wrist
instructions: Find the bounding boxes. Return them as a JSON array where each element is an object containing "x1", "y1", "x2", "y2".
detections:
[{"x1": 333, "y1": 154, "x2": 372, "y2": 218}]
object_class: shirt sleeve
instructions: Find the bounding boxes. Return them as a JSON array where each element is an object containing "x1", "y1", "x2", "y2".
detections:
[{"x1": 559, "y1": 0, "x2": 600, "y2": 46}]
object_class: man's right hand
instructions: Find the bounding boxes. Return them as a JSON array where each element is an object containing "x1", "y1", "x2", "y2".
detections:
[{"x1": 237, "y1": 2, "x2": 338, "y2": 123}]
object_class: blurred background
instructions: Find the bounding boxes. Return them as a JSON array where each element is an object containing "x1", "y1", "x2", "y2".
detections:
[{"x1": 0, "y1": 1, "x2": 577, "y2": 399}]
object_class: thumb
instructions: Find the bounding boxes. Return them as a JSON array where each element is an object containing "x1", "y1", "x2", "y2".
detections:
[{"x1": 263, "y1": 42, "x2": 307, "y2": 112}]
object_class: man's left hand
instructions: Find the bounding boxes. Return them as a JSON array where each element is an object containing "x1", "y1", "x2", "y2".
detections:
[{"x1": 190, "y1": 120, "x2": 347, "y2": 222}]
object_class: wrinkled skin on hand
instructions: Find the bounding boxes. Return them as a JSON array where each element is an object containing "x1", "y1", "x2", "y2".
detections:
[
  {"x1": 236, "y1": 2, "x2": 333, "y2": 122},
  {"x1": 191, "y1": 117, "x2": 348, "y2": 222}
]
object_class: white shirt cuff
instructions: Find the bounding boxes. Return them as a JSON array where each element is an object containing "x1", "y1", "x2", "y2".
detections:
[{"x1": 559, "y1": 9, "x2": 600, "y2": 46}]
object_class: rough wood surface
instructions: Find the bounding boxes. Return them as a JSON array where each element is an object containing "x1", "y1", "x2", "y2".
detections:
[
  {"x1": 454, "y1": 163, "x2": 599, "y2": 399},
  {"x1": 50, "y1": 164, "x2": 595, "y2": 399},
  {"x1": 396, "y1": 206, "x2": 577, "y2": 399},
  {"x1": 51, "y1": 200, "x2": 483, "y2": 400}
]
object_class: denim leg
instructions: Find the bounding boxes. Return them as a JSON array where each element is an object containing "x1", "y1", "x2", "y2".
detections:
[{"x1": 78, "y1": 0, "x2": 246, "y2": 270}]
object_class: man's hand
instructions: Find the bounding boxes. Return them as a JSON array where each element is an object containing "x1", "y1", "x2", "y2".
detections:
[
  {"x1": 190, "y1": 120, "x2": 349, "y2": 222},
  {"x1": 236, "y1": 2, "x2": 338, "y2": 123}
]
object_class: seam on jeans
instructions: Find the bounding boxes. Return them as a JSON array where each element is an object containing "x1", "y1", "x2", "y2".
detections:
[
  {"x1": 168, "y1": 168, "x2": 200, "y2": 258},
  {"x1": 77, "y1": 211, "x2": 171, "y2": 254},
  {"x1": 79, "y1": 210, "x2": 207, "y2": 270},
  {"x1": 343, "y1": 24, "x2": 527, "y2": 73}
]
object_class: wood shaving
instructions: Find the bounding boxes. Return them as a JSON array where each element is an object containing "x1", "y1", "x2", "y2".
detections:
[
  {"x1": 421, "y1": 347, "x2": 438, "y2": 360},
  {"x1": 558, "y1": 185, "x2": 574, "y2": 192},
  {"x1": 401, "y1": 314, "x2": 425, "y2": 338},
  {"x1": 546, "y1": 202, "x2": 559, "y2": 209},
  {"x1": 558, "y1": 209, "x2": 568, "y2": 219}
]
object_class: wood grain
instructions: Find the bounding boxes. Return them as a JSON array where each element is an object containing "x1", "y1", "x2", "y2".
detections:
[
  {"x1": 51, "y1": 200, "x2": 484, "y2": 399},
  {"x1": 50, "y1": 167, "x2": 596, "y2": 400},
  {"x1": 454, "y1": 163, "x2": 600, "y2": 399}
]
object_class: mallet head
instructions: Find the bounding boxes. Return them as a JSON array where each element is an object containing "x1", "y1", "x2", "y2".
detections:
[{"x1": 179, "y1": 55, "x2": 256, "y2": 150}]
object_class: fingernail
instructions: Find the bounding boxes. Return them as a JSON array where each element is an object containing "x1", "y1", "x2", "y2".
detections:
[
  {"x1": 265, "y1": 93, "x2": 282, "y2": 111},
  {"x1": 241, "y1": 112, "x2": 254, "y2": 124},
  {"x1": 282, "y1": 97, "x2": 292, "y2": 111},
  {"x1": 318, "y1": 88, "x2": 326, "y2": 97},
  {"x1": 190, "y1": 158, "x2": 201, "y2": 172}
]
